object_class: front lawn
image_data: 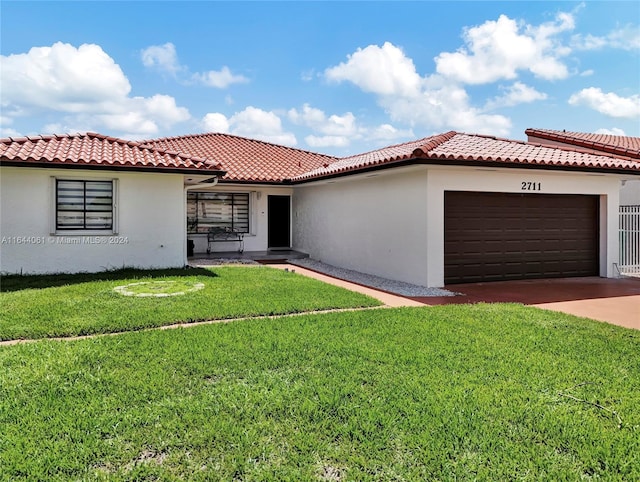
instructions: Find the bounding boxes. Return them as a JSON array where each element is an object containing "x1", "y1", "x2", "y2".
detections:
[
  {"x1": 0, "y1": 266, "x2": 380, "y2": 340},
  {"x1": 1, "y1": 305, "x2": 638, "y2": 480}
]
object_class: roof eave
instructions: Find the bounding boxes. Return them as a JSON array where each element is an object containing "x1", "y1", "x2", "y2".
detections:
[
  {"x1": 289, "y1": 157, "x2": 639, "y2": 184},
  {"x1": 217, "y1": 178, "x2": 293, "y2": 186},
  {"x1": 0, "y1": 159, "x2": 227, "y2": 177}
]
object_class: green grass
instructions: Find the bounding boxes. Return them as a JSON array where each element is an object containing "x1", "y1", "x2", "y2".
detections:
[
  {"x1": 0, "y1": 266, "x2": 379, "y2": 340},
  {"x1": 1, "y1": 305, "x2": 638, "y2": 480}
]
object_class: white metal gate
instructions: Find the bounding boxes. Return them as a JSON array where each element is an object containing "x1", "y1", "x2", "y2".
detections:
[{"x1": 619, "y1": 205, "x2": 640, "y2": 276}]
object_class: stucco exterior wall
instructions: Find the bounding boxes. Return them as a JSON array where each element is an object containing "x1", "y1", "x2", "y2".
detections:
[
  {"x1": 620, "y1": 180, "x2": 640, "y2": 205},
  {"x1": 187, "y1": 185, "x2": 294, "y2": 254},
  {"x1": 0, "y1": 167, "x2": 186, "y2": 274},
  {"x1": 293, "y1": 165, "x2": 623, "y2": 288},
  {"x1": 293, "y1": 167, "x2": 431, "y2": 286}
]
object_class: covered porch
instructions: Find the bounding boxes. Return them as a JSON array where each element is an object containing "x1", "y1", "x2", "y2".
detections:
[{"x1": 189, "y1": 249, "x2": 309, "y2": 264}]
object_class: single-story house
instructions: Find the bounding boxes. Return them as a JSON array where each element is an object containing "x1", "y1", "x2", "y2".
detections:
[{"x1": 1, "y1": 129, "x2": 639, "y2": 287}]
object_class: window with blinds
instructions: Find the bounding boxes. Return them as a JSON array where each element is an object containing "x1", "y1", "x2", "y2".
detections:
[
  {"x1": 187, "y1": 192, "x2": 249, "y2": 234},
  {"x1": 56, "y1": 180, "x2": 114, "y2": 230}
]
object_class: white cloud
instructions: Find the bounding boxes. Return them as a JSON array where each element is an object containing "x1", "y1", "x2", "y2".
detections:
[
  {"x1": 485, "y1": 82, "x2": 547, "y2": 110},
  {"x1": 580, "y1": 69, "x2": 594, "y2": 77},
  {"x1": 301, "y1": 69, "x2": 316, "y2": 82},
  {"x1": 141, "y1": 42, "x2": 182, "y2": 75},
  {"x1": 141, "y1": 94, "x2": 190, "y2": 125},
  {"x1": 595, "y1": 127, "x2": 626, "y2": 136},
  {"x1": 142, "y1": 42, "x2": 247, "y2": 89},
  {"x1": 571, "y1": 34, "x2": 607, "y2": 51},
  {"x1": 288, "y1": 104, "x2": 325, "y2": 125},
  {"x1": 230, "y1": 107, "x2": 296, "y2": 145},
  {"x1": 192, "y1": 66, "x2": 249, "y2": 88},
  {"x1": 572, "y1": 25, "x2": 640, "y2": 51},
  {"x1": 96, "y1": 95, "x2": 190, "y2": 134},
  {"x1": 1, "y1": 42, "x2": 131, "y2": 112},
  {"x1": 569, "y1": 88, "x2": 640, "y2": 119},
  {"x1": 0, "y1": 127, "x2": 21, "y2": 138},
  {"x1": 325, "y1": 42, "x2": 422, "y2": 96},
  {"x1": 305, "y1": 135, "x2": 350, "y2": 148},
  {"x1": 288, "y1": 104, "x2": 357, "y2": 136},
  {"x1": 289, "y1": 104, "x2": 358, "y2": 148},
  {"x1": 42, "y1": 123, "x2": 70, "y2": 134},
  {"x1": 324, "y1": 113, "x2": 357, "y2": 136},
  {"x1": 324, "y1": 43, "x2": 512, "y2": 136},
  {"x1": 41, "y1": 120, "x2": 101, "y2": 136},
  {"x1": 1, "y1": 42, "x2": 192, "y2": 137},
  {"x1": 289, "y1": 103, "x2": 414, "y2": 148},
  {"x1": 367, "y1": 124, "x2": 415, "y2": 141},
  {"x1": 202, "y1": 107, "x2": 296, "y2": 145},
  {"x1": 435, "y1": 13, "x2": 572, "y2": 84},
  {"x1": 95, "y1": 111, "x2": 158, "y2": 134},
  {"x1": 381, "y1": 83, "x2": 512, "y2": 135},
  {"x1": 202, "y1": 113, "x2": 230, "y2": 133},
  {"x1": 607, "y1": 25, "x2": 640, "y2": 50}
]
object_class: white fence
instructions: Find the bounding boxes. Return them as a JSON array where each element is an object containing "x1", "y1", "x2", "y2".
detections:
[{"x1": 619, "y1": 205, "x2": 640, "y2": 276}]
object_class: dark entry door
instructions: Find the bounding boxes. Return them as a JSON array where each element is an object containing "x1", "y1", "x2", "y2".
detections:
[
  {"x1": 444, "y1": 191, "x2": 599, "y2": 284},
  {"x1": 268, "y1": 195, "x2": 291, "y2": 249}
]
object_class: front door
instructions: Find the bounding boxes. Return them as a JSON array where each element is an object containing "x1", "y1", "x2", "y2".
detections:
[{"x1": 268, "y1": 195, "x2": 290, "y2": 249}]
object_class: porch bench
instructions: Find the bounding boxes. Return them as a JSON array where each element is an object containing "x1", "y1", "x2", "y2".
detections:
[{"x1": 206, "y1": 227, "x2": 245, "y2": 254}]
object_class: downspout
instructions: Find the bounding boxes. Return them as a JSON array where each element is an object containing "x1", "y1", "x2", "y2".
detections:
[{"x1": 183, "y1": 177, "x2": 219, "y2": 265}]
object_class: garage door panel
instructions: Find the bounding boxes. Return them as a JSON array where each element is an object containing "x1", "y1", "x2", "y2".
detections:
[{"x1": 444, "y1": 192, "x2": 599, "y2": 284}]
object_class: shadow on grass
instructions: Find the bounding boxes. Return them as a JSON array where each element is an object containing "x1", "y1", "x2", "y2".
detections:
[{"x1": 0, "y1": 267, "x2": 219, "y2": 292}]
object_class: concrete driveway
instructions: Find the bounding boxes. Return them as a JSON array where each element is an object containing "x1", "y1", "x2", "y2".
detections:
[
  {"x1": 414, "y1": 277, "x2": 640, "y2": 330},
  {"x1": 274, "y1": 264, "x2": 639, "y2": 330}
]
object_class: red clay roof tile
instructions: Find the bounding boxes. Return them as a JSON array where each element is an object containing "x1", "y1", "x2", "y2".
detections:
[
  {"x1": 0, "y1": 132, "x2": 224, "y2": 174},
  {"x1": 293, "y1": 132, "x2": 640, "y2": 181},
  {"x1": 293, "y1": 134, "x2": 456, "y2": 180},
  {"x1": 525, "y1": 128, "x2": 640, "y2": 160},
  {"x1": 3, "y1": 130, "x2": 638, "y2": 183},
  {"x1": 142, "y1": 132, "x2": 335, "y2": 182}
]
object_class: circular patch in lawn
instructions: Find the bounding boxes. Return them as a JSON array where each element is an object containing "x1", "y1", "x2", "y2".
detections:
[{"x1": 113, "y1": 280, "x2": 205, "y2": 297}]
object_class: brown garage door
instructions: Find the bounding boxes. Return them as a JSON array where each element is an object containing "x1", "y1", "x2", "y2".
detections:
[{"x1": 445, "y1": 191, "x2": 599, "y2": 284}]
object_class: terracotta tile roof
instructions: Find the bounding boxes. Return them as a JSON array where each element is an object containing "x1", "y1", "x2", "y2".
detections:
[
  {"x1": 293, "y1": 132, "x2": 640, "y2": 181},
  {"x1": 293, "y1": 133, "x2": 457, "y2": 180},
  {"x1": 0, "y1": 132, "x2": 225, "y2": 174},
  {"x1": 4, "y1": 130, "x2": 637, "y2": 184},
  {"x1": 525, "y1": 128, "x2": 640, "y2": 160},
  {"x1": 142, "y1": 132, "x2": 335, "y2": 182},
  {"x1": 427, "y1": 133, "x2": 640, "y2": 169}
]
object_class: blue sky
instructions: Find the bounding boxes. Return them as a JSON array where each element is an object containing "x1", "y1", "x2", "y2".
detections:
[{"x1": 1, "y1": 1, "x2": 639, "y2": 155}]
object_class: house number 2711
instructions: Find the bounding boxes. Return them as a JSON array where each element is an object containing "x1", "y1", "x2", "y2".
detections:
[{"x1": 521, "y1": 181, "x2": 541, "y2": 191}]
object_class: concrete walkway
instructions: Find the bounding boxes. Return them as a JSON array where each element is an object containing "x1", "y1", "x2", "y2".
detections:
[{"x1": 269, "y1": 264, "x2": 424, "y2": 307}]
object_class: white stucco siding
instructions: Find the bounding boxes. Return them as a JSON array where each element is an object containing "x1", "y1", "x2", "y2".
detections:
[
  {"x1": 293, "y1": 167, "x2": 431, "y2": 286},
  {"x1": 0, "y1": 167, "x2": 185, "y2": 274},
  {"x1": 293, "y1": 165, "x2": 623, "y2": 288},
  {"x1": 620, "y1": 179, "x2": 640, "y2": 205},
  {"x1": 187, "y1": 185, "x2": 294, "y2": 254}
]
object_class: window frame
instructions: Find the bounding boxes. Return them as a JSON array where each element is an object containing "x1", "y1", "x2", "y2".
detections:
[
  {"x1": 187, "y1": 191, "x2": 250, "y2": 234},
  {"x1": 52, "y1": 177, "x2": 118, "y2": 234}
]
